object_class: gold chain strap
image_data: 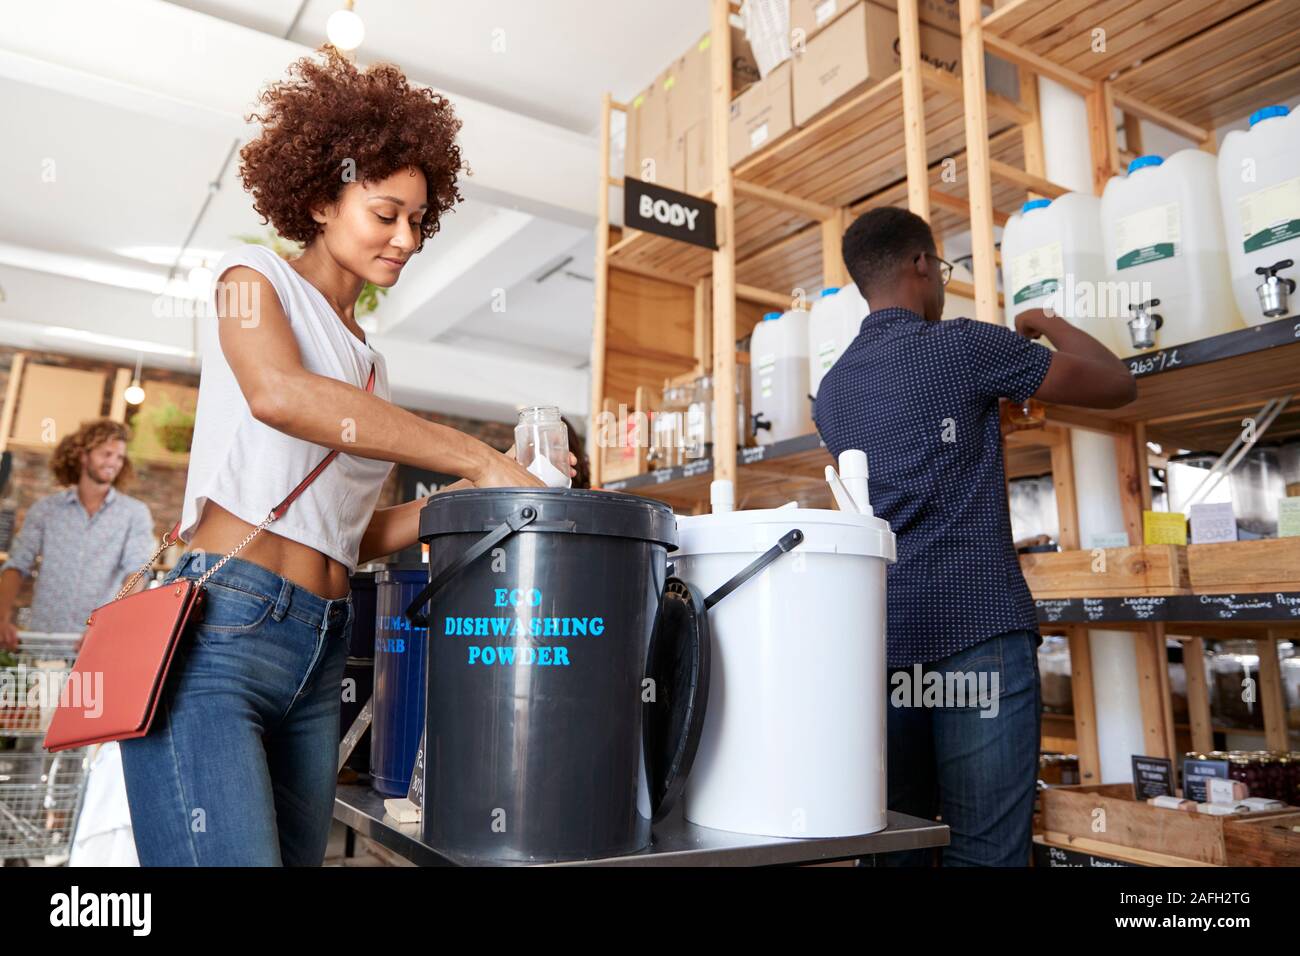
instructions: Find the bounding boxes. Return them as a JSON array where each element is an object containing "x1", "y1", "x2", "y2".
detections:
[
  {"x1": 111, "y1": 511, "x2": 278, "y2": 602},
  {"x1": 113, "y1": 532, "x2": 176, "y2": 602},
  {"x1": 196, "y1": 512, "x2": 276, "y2": 587}
]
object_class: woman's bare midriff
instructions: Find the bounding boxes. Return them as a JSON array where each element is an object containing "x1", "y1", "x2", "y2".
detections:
[{"x1": 186, "y1": 501, "x2": 351, "y2": 600}]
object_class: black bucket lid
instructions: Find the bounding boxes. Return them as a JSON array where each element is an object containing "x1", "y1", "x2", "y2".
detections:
[
  {"x1": 644, "y1": 577, "x2": 711, "y2": 822},
  {"x1": 418, "y1": 488, "x2": 678, "y2": 550}
]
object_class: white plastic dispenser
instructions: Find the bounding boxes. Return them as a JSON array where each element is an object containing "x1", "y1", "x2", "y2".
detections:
[{"x1": 1218, "y1": 105, "x2": 1300, "y2": 323}]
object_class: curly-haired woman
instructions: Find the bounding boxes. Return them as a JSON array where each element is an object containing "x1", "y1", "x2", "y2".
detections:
[{"x1": 119, "y1": 47, "x2": 554, "y2": 866}]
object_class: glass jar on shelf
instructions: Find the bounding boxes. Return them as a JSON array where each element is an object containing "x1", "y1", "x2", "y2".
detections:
[{"x1": 1038, "y1": 636, "x2": 1073, "y2": 714}]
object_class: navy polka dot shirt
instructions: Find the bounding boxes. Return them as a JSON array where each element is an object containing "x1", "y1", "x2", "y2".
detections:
[{"x1": 814, "y1": 307, "x2": 1054, "y2": 666}]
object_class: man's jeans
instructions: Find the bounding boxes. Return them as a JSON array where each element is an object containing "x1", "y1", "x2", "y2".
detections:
[
  {"x1": 879, "y1": 629, "x2": 1041, "y2": 866},
  {"x1": 119, "y1": 552, "x2": 352, "y2": 866}
]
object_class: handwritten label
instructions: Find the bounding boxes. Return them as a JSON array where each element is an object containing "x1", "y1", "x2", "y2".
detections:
[
  {"x1": 1144, "y1": 510, "x2": 1187, "y2": 545},
  {"x1": 1127, "y1": 348, "x2": 1182, "y2": 377},
  {"x1": 682, "y1": 460, "x2": 711, "y2": 478},
  {"x1": 741, "y1": 445, "x2": 767, "y2": 465}
]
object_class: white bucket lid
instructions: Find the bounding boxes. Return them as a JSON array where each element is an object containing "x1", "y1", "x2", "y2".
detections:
[{"x1": 675, "y1": 507, "x2": 896, "y2": 562}]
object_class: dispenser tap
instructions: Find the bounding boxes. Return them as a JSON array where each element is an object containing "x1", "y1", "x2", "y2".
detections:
[
  {"x1": 752, "y1": 412, "x2": 772, "y2": 436},
  {"x1": 1126, "y1": 298, "x2": 1164, "y2": 350},
  {"x1": 1255, "y1": 259, "x2": 1295, "y2": 318}
]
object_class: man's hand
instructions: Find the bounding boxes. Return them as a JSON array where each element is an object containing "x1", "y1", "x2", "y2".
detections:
[{"x1": 1013, "y1": 308, "x2": 1058, "y2": 341}]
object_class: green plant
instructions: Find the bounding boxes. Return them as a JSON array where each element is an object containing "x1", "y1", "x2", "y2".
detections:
[
  {"x1": 128, "y1": 398, "x2": 195, "y2": 455},
  {"x1": 235, "y1": 230, "x2": 389, "y2": 318}
]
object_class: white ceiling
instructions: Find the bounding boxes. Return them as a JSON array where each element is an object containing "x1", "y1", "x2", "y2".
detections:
[{"x1": 0, "y1": 0, "x2": 709, "y2": 422}]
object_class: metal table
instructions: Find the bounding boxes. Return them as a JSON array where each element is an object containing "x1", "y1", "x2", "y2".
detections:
[{"x1": 334, "y1": 784, "x2": 949, "y2": 866}]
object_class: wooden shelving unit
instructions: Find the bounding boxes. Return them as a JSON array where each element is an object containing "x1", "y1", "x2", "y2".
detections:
[{"x1": 590, "y1": 0, "x2": 1300, "y2": 785}]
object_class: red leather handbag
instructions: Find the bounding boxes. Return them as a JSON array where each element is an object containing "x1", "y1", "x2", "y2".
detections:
[{"x1": 43, "y1": 366, "x2": 376, "y2": 753}]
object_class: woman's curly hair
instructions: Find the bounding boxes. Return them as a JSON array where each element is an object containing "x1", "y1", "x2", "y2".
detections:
[
  {"x1": 239, "y1": 46, "x2": 465, "y2": 248},
  {"x1": 51, "y1": 419, "x2": 133, "y2": 488}
]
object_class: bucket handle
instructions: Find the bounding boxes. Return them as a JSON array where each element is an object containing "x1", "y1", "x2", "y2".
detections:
[
  {"x1": 403, "y1": 506, "x2": 540, "y2": 627},
  {"x1": 702, "y1": 529, "x2": 804, "y2": 610}
]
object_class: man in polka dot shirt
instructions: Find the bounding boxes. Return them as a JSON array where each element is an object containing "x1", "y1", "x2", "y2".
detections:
[{"x1": 815, "y1": 207, "x2": 1135, "y2": 866}]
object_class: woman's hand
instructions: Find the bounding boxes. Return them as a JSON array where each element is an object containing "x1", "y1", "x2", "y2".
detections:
[
  {"x1": 472, "y1": 448, "x2": 545, "y2": 489},
  {"x1": 504, "y1": 445, "x2": 579, "y2": 480}
]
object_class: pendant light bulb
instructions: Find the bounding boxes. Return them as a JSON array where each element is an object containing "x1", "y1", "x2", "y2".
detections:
[
  {"x1": 125, "y1": 353, "x2": 146, "y2": 406},
  {"x1": 327, "y1": 2, "x2": 364, "y2": 51}
]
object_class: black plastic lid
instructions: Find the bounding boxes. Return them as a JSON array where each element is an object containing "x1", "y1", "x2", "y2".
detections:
[
  {"x1": 643, "y1": 577, "x2": 711, "y2": 822},
  {"x1": 418, "y1": 487, "x2": 678, "y2": 550}
]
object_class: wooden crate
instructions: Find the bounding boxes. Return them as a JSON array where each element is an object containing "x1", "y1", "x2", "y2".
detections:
[
  {"x1": 1020, "y1": 545, "x2": 1189, "y2": 598},
  {"x1": 1222, "y1": 812, "x2": 1300, "y2": 867},
  {"x1": 1039, "y1": 784, "x2": 1296, "y2": 866},
  {"x1": 1187, "y1": 538, "x2": 1300, "y2": 593}
]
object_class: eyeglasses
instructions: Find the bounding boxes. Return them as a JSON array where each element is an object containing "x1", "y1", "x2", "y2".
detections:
[{"x1": 923, "y1": 252, "x2": 953, "y2": 286}]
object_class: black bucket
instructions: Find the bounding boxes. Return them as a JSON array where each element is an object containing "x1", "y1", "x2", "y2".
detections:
[{"x1": 404, "y1": 488, "x2": 707, "y2": 863}]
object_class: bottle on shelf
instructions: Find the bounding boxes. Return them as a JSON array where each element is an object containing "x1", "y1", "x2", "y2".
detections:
[
  {"x1": 750, "y1": 307, "x2": 812, "y2": 445},
  {"x1": 1218, "y1": 104, "x2": 1300, "y2": 325},
  {"x1": 1100, "y1": 151, "x2": 1244, "y2": 351},
  {"x1": 1001, "y1": 194, "x2": 1125, "y2": 355}
]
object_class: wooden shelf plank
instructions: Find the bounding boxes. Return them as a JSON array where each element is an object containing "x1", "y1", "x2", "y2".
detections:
[{"x1": 1042, "y1": 317, "x2": 1300, "y2": 448}]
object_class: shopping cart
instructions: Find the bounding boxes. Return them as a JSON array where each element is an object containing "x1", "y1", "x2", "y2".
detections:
[{"x1": 0, "y1": 632, "x2": 88, "y2": 866}]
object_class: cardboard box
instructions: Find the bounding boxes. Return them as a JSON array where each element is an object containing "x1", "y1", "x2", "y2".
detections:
[
  {"x1": 667, "y1": 28, "x2": 762, "y2": 195},
  {"x1": 792, "y1": 0, "x2": 965, "y2": 43},
  {"x1": 791, "y1": 1, "x2": 1015, "y2": 127},
  {"x1": 728, "y1": 60, "x2": 794, "y2": 166},
  {"x1": 792, "y1": 1, "x2": 955, "y2": 126},
  {"x1": 626, "y1": 71, "x2": 684, "y2": 191}
]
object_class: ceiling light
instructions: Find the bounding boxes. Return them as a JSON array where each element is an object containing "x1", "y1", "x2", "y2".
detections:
[
  {"x1": 327, "y1": 2, "x2": 365, "y2": 51},
  {"x1": 125, "y1": 353, "x2": 146, "y2": 406}
]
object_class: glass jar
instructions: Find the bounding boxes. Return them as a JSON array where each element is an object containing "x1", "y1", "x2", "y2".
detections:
[
  {"x1": 686, "y1": 375, "x2": 712, "y2": 460},
  {"x1": 1229, "y1": 446, "x2": 1286, "y2": 538},
  {"x1": 1289, "y1": 753, "x2": 1300, "y2": 805},
  {"x1": 1281, "y1": 655, "x2": 1300, "y2": 730},
  {"x1": 1166, "y1": 451, "x2": 1233, "y2": 516},
  {"x1": 1210, "y1": 640, "x2": 1263, "y2": 729},
  {"x1": 1038, "y1": 636, "x2": 1073, "y2": 714},
  {"x1": 514, "y1": 405, "x2": 571, "y2": 488},
  {"x1": 1278, "y1": 440, "x2": 1300, "y2": 497},
  {"x1": 1252, "y1": 751, "x2": 1286, "y2": 801},
  {"x1": 1228, "y1": 753, "x2": 1253, "y2": 793}
]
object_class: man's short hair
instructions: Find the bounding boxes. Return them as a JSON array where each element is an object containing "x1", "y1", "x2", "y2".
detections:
[{"x1": 841, "y1": 206, "x2": 937, "y2": 296}]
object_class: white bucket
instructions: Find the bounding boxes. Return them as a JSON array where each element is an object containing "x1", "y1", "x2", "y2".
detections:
[{"x1": 674, "y1": 506, "x2": 896, "y2": 838}]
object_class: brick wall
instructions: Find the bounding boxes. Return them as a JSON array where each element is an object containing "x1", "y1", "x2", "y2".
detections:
[{"x1": 0, "y1": 345, "x2": 521, "y2": 599}]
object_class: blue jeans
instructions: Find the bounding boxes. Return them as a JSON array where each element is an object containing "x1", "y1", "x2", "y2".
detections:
[
  {"x1": 119, "y1": 552, "x2": 352, "y2": 866},
  {"x1": 879, "y1": 629, "x2": 1041, "y2": 866}
]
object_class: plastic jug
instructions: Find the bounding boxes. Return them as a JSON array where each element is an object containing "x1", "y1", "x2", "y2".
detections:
[
  {"x1": 1100, "y1": 151, "x2": 1244, "y2": 351},
  {"x1": 750, "y1": 307, "x2": 813, "y2": 444},
  {"x1": 1218, "y1": 105, "x2": 1300, "y2": 324},
  {"x1": 808, "y1": 287, "x2": 866, "y2": 398},
  {"x1": 1002, "y1": 194, "x2": 1124, "y2": 354}
]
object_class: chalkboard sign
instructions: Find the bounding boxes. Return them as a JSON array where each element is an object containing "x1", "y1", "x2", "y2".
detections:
[
  {"x1": 407, "y1": 728, "x2": 426, "y2": 810},
  {"x1": 1125, "y1": 315, "x2": 1299, "y2": 379},
  {"x1": 1131, "y1": 755, "x2": 1173, "y2": 800},
  {"x1": 1033, "y1": 842, "x2": 1136, "y2": 867},
  {"x1": 623, "y1": 178, "x2": 718, "y2": 250},
  {"x1": 1035, "y1": 591, "x2": 1300, "y2": 625}
]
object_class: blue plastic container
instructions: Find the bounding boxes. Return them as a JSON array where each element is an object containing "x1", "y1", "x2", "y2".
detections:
[{"x1": 371, "y1": 564, "x2": 431, "y2": 796}]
